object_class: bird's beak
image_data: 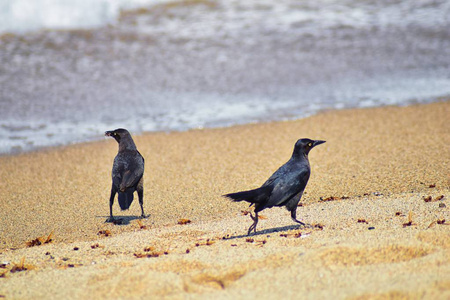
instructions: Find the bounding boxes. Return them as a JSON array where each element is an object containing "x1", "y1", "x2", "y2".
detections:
[
  {"x1": 313, "y1": 140, "x2": 326, "y2": 147},
  {"x1": 105, "y1": 131, "x2": 113, "y2": 137}
]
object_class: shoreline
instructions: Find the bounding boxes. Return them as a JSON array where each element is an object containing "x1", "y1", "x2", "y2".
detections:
[
  {"x1": 0, "y1": 101, "x2": 449, "y2": 298},
  {"x1": 0, "y1": 101, "x2": 449, "y2": 250},
  {"x1": 1, "y1": 99, "x2": 448, "y2": 157}
]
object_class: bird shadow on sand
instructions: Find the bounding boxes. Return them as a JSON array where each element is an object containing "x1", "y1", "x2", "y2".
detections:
[
  {"x1": 96, "y1": 215, "x2": 146, "y2": 225},
  {"x1": 223, "y1": 224, "x2": 302, "y2": 240}
]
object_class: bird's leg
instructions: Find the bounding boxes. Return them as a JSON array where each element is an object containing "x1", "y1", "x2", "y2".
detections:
[
  {"x1": 107, "y1": 188, "x2": 116, "y2": 222},
  {"x1": 247, "y1": 211, "x2": 259, "y2": 235},
  {"x1": 137, "y1": 187, "x2": 147, "y2": 218},
  {"x1": 291, "y1": 209, "x2": 310, "y2": 227}
]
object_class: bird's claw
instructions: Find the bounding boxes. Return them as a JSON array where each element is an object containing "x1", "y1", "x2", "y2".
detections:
[
  {"x1": 247, "y1": 213, "x2": 258, "y2": 235},
  {"x1": 247, "y1": 225, "x2": 256, "y2": 236}
]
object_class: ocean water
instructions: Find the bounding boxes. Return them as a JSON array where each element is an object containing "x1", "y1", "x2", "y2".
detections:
[{"x1": 0, "y1": 0, "x2": 449, "y2": 154}]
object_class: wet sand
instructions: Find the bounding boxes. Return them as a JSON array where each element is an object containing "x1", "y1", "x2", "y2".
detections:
[{"x1": 0, "y1": 101, "x2": 449, "y2": 299}]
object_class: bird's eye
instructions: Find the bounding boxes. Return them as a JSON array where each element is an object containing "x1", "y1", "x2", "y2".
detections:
[{"x1": 308, "y1": 143, "x2": 312, "y2": 147}]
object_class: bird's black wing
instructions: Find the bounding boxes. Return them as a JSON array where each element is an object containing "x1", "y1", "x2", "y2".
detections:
[
  {"x1": 264, "y1": 164, "x2": 310, "y2": 209},
  {"x1": 261, "y1": 160, "x2": 290, "y2": 188},
  {"x1": 120, "y1": 151, "x2": 144, "y2": 189},
  {"x1": 261, "y1": 174, "x2": 278, "y2": 188},
  {"x1": 112, "y1": 155, "x2": 124, "y2": 189}
]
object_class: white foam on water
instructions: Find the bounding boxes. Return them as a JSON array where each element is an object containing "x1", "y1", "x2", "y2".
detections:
[
  {"x1": 0, "y1": 0, "x2": 449, "y2": 154},
  {"x1": 0, "y1": 0, "x2": 173, "y2": 33},
  {"x1": 1, "y1": 0, "x2": 449, "y2": 34}
]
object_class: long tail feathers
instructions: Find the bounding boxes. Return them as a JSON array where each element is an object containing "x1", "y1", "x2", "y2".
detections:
[
  {"x1": 223, "y1": 186, "x2": 271, "y2": 204},
  {"x1": 118, "y1": 191, "x2": 134, "y2": 210}
]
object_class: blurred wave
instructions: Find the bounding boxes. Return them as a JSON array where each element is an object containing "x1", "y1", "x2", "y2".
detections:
[
  {"x1": 0, "y1": 0, "x2": 172, "y2": 33},
  {"x1": 0, "y1": 0, "x2": 449, "y2": 154}
]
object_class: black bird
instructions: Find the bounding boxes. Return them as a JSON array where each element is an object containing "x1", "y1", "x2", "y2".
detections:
[
  {"x1": 224, "y1": 138, "x2": 325, "y2": 235},
  {"x1": 105, "y1": 128, "x2": 146, "y2": 222}
]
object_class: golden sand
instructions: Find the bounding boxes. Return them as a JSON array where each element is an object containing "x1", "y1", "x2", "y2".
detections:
[{"x1": 0, "y1": 101, "x2": 449, "y2": 299}]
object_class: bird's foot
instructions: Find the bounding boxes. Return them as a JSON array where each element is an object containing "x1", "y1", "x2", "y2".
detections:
[
  {"x1": 105, "y1": 216, "x2": 115, "y2": 223},
  {"x1": 247, "y1": 226, "x2": 255, "y2": 236},
  {"x1": 247, "y1": 221, "x2": 257, "y2": 236},
  {"x1": 292, "y1": 217, "x2": 307, "y2": 226},
  {"x1": 140, "y1": 214, "x2": 149, "y2": 219},
  {"x1": 247, "y1": 212, "x2": 259, "y2": 235}
]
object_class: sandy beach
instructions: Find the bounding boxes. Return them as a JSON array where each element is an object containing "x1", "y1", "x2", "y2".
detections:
[{"x1": 0, "y1": 101, "x2": 449, "y2": 299}]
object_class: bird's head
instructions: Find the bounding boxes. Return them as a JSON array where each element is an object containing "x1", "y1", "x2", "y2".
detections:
[
  {"x1": 105, "y1": 128, "x2": 131, "y2": 144},
  {"x1": 293, "y1": 138, "x2": 326, "y2": 157}
]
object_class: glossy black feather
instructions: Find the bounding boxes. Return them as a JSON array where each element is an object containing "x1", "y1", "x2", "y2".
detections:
[
  {"x1": 105, "y1": 128, "x2": 146, "y2": 221},
  {"x1": 118, "y1": 191, "x2": 134, "y2": 210},
  {"x1": 224, "y1": 138, "x2": 325, "y2": 235},
  {"x1": 111, "y1": 149, "x2": 144, "y2": 195}
]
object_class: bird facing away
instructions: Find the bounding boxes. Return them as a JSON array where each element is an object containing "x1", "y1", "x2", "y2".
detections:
[
  {"x1": 224, "y1": 138, "x2": 325, "y2": 235},
  {"x1": 105, "y1": 128, "x2": 146, "y2": 222}
]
